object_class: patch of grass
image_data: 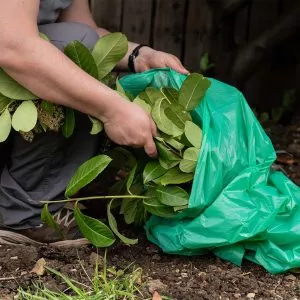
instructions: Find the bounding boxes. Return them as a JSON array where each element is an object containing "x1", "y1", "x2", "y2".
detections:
[{"x1": 16, "y1": 251, "x2": 145, "y2": 300}]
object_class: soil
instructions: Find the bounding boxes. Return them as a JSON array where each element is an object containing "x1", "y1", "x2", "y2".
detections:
[{"x1": 1, "y1": 115, "x2": 300, "y2": 300}]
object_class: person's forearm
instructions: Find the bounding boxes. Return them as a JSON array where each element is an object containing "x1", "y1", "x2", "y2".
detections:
[{"x1": 0, "y1": 36, "x2": 126, "y2": 122}]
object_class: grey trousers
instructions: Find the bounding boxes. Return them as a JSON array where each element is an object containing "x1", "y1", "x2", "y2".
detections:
[{"x1": 0, "y1": 22, "x2": 100, "y2": 229}]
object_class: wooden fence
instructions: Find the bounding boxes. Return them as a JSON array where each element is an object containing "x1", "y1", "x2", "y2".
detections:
[{"x1": 91, "y1": 0, "x2": 300, "y2": 109}]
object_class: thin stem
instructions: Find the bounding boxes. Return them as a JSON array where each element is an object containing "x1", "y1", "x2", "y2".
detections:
[{"x1": 40, "y1": 195, "x2": 149, "y2": 204}]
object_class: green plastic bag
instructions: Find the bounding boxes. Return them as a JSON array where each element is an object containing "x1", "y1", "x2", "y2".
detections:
[{"x1": 120, "y1": 68, "x2": 300, "y2": 274}]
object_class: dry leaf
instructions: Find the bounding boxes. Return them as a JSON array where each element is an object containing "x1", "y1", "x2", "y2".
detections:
[
  {"x1": 31, "y1": 258, "x2": 46, "y2": 276},
  {"x1": 152, "y1": 291, "x2": 162, "y2": 300}
]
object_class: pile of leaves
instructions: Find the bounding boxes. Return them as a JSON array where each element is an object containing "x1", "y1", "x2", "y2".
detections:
[{"x1": 0, "y1": 32, "x2": 211, "y2": 247}]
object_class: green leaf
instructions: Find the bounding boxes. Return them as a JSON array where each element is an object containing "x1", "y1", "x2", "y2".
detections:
[
  {"x1": 156, "y1": 186, "x2": 189, "y2": 207},
  {"x1": 121, "y1": 199, "x2": 138, "y2": 224},
  {"x1": 65, "y1": 41, "x2": 99, "y2": 79},
  {"x1": 62, "y1": 107, "x2": 75, "y2": 138},
  {"x1": 92, "y1": 32, "x2": 128, "y2": 80},
  {"x1": 126, "y1": 164, "x2": 137, "y2": 195},
  {"x1": 0, "y1": 69, "x2": 38, "y2": 100},
  {"x1": 107, "y1": 199, "x2": 138, "y2": 245},
  {"x1": 41, "y1": 204, "x2": 62, "y2": 237},
  {"x1": 178, "y1": 73, "x2": 211, "y2": 111},
  {"x1": 40, "y1": 100, "x2": 55, "y2": 116},
  {"x1": 143, "y1": 161, "x2": 168, "y2": 184},
  {"x1": 39, "y1": 32, "x2": 50, "y2": 41},
  {"x1": 152, "y1": 98, "x2": 183, "y2": 136},
  {"x1": 88, "y1": 116, "x2": 103, "y2": 135},
  {"x1": 161, "y1": 87, "x2": 179, "y2": 104},
  {"x1": 12, "y1": 101, "x2": 38, "y2": 132},
  {"x1": 133, "y1": 97, "x2": 151, "y2": 113},
  {"x1": 139, "y1": 87, "x2": 165, "y2": 105},
  {"x1": 179, "y1": 147, "x2": 200, "y2": 173},
  {"x1": 74, "y1": 204, "x2": 115, "y2": 247},
  {"x1": 184, "y1": 121, "x2": 202, "y2": 148},
  {"x1": 156, "y1": 140, "x2": 181, "y2": 169},
  {"x1": 164, "y1": 137, "x2": 185, "y2": 151},
  {"x1": 0, "y1": 95, "x2": 13, "y2": 113},
  {"x1": 165, "y1": 104, "x2": 192, "y2": 130},
  {"x1": 0, "y1": 109, "x2": 11, "y2": 142},
  {"x1": 158, "y1": 167, "x2": 193, "y2": 186},
  {"x1": 65, "y1": 155, "x2": 112, "y2": 197},
  {"x1": 143, "y1": 197, "x2": 175, "y2": 218}
]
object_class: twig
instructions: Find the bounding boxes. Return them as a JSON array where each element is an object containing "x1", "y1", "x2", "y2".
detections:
[
  {"x1": 41, "y1": 195, "x2": 150, "y2": 204},
  {"x1": 0, "y1": 276, "x2": 18, "y2": 281}
]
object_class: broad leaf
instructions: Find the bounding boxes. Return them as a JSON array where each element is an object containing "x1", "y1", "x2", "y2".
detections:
[
  {"x1": 65, "y1": 41, "x2": 98, "y2": 79},
  {"x1": 0, "y1": 109, "x2": 11, "y2": 142},
  {"x1": 161, "y1": 87, "x2": 179, "y2": 104},
  {"x1": 116, "y1": 79, "x2": 126, "y2": 95},
  {"x1": 41, "y1": 204, "x2": 63, "y2": 237},
  {"x1": 178, "y1": 73, "x2": 211, "y2": 111},
  {"x1": 74, "y1": 204, "x2": 115, "y2": 247},
  {"x1": 143, "y1": 161, "x2": 167, "y2": 184},
  {"x1": 107, "y1": 199, "x2": 138, "y2": 245},
  {"x1": 40, "y1": 100, "x2": 55, "y2": 116},
  {"x1": 152, "y1": 98, "x2": 182, "y2": 136},
  {"x1": 184, "y1": 121, "x2": 202, "y2": 148},
  {"x1": 164, "y1": 137, "x2": 185, "y2": 151},
  {"x1": 139, "y1": 87, "x2": 165, "y2": 105},
  {"x1": 179, "y1": 147, "x2": 200, "y2": 173},
  {"x1": 143, "y1": 197, "x2": 175, "y2": 218},
  {"x1": 88, "y1": 116, "x2": 103, "y2": 135},
  {"x1": 0, "y1": 69, "x2": 38, "y2": 100},
  {"x1": 121, "y1": 199, "x2": 138, "y2": 224},
  {"x1": 0, "y1": 95, "x2": 13, "y2": 113},
  {"x1": 133, "y1": 97, "x2": 151, "y2": 113},
  {"x1": 165, "y1": 104, "x2": 192, "y2": 130},
  {"x1": 158, "y1": 167, "x2": 193, "y2": 186},
  {"x1": 62, "y1": 107, "x2": 75, "y2": 138},
  {"x1": 156, "y1": 186, "x2": 189, "y2": 207},
  {"x1": 156, "y1": 140, "x2": 181, "y2": 169},
  {"x1": 12, "y1": 101, "x2": 38, "y2": 132},
  {"x1": 65, "y1": 155, "x2": 112, "y2": 197},
  {"x1": 92, "y1": 32, "x2": 128, "y2": 80},
  {"x1": 126, "y1": 164, "x2": 137, "y2": 195}
]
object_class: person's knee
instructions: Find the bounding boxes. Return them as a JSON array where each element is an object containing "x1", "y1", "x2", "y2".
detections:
[
  {"x1": 38, "y1": 22, "x2": 99, "y2": 51},
  {"x1": 73, "y1": 22, "x2": 99, "y2": 49}
]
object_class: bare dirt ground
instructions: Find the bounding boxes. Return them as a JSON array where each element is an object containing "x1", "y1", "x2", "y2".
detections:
[{"x1": 1, "y1": 113, "x2": 300, "y2": 300}]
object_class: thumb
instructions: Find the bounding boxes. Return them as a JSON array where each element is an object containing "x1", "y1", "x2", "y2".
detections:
[{"x1": 144, "y1": 137, "x2": 157, "y2": 158}]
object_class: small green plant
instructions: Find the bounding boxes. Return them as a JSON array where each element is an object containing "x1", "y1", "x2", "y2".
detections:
[
  {"x1": 41, "y1": 72, "x2": 210, "y2": 247},
  {"x1": 17, "y1": 251, "x2": 145, "y2": 300}
]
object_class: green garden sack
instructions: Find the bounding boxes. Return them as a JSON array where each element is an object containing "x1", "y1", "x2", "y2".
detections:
[{"x1": 120, "y1": 68, "x2": 300, "y2": 274}]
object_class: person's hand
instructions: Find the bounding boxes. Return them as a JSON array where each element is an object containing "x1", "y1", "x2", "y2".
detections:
[
  {"x1": 134, "y1": 46, "x2": 189, "y2": 74},
  {"x1": 102, "y1": 99, "x2": 158, "y2": 158}
]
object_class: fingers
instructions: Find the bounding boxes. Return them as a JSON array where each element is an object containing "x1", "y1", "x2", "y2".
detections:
[
  {"x1": 144, "y1": 137, "x2": 158, "y2": 158},
  {"x1": 166, "y1": 55, "x2": 189, "y2": 74},
  {"x1": 150, "y1": 119, "x2": 157, "y2": 137}
]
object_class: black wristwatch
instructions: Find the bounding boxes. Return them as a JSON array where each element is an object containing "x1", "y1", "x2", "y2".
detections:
[{"x1": 128, "y1": 44, "x2": 147, "y2": 73}]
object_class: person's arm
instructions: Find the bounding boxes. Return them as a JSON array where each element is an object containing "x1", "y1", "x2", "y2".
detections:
[
  {"x1": 60, "y1": 0, "x2": 189, "y2": 73},
  {"x1": 0, "y1": 0, "x2": 157, "y2": 157}
]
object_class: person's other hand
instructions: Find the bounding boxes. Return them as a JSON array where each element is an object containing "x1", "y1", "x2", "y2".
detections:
[
  {"x1": 134, "y1": 47, "x2": 189, "y2": 74},
  {"x1": 103, "y1": 100, "x2": 157, "y2": 158}
]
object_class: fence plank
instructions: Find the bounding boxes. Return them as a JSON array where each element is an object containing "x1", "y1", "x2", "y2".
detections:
[
  {"x1": 249, "y1": 0, "x2": 280, "y2": 40},
  {"x1": 91, "y1": 0, "x2": 123, "y2": 32},
  {"x1": 121, "y1": 0, "x2": 153, "y2": 45},
  {"x1": 184, "y1": 0, "x2": 213, "y2": 71},
  {"x1": 153, "y1": 0, "x2": 187, "y2": 59}
]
